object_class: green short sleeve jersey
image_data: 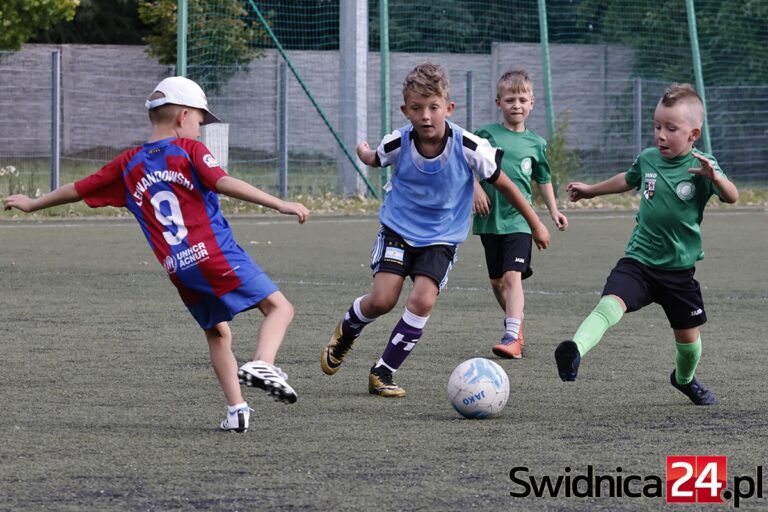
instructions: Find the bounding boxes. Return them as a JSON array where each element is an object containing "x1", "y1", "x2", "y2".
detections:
[
  {"x1": 472, "y1": 124, "x2": 551, "y2": 235},
  {"x1": 624, "y1": 148, "x2": 725, "y2": 270}
]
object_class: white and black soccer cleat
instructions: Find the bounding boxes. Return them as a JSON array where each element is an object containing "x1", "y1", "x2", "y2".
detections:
[
  {"x1": 219, "y1": 405, "x2": 252, "y2": 433},
  {"x1": 238, "y1": 360, "x2": 298, "y2": 404}
]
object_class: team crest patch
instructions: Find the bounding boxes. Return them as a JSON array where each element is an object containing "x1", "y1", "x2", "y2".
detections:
[
  {"x1": 520, "y1": 157, "x2": 533, "y2": 176},
  {"x1": 203, "y1": 154, "x2": 219, "y2": 168},
  {"x1": 676, "y1": 181, "x2": 695, "y2": 200},
  {"x1": 644, "y1": 177, "x2": 656, "y2": 199}
]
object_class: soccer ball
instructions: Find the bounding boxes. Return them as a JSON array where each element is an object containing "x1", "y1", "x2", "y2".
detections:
[{"x1": 447, "y1": 358, "x2": 510, "y2": 419}]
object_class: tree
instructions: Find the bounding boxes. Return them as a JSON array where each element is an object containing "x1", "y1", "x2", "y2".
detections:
[
  {"x1": 33, "y1": 0, "x2": 149, "y2": 45},
  {"x1": 0, "y1": 0, "x2": 79, "y2": 50},
  {"x1": 369, "y1": 0, "x2": 541, "y2": 53},
  {"x1": 575, "y1": 0, "x2": 768, "y2": 85},
  {"x1": 250, "y1": 0, "x2": 339, "y2": 50},
  {"x1": 138, "y1": 0, "x2": 268, "y2": 93}
]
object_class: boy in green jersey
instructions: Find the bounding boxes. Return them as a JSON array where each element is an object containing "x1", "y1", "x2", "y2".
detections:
[
  {"x1": 555, "y1": 83, "x2": 739, "y2": 405},
  {"x1": 473, "y1": 69, "x2": 568, "y2": 359}
]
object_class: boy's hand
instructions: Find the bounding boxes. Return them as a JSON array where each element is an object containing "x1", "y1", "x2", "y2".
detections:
[
  {"x1": 3, "y1": 194, "x2": 35, "y2": 212},
  {"x1": 472, "y1": 181, "x2": 491, "y2": 216},
  {"x1": 278, "y1": 201, "x2": 310, "y2": 224},
  {"x1": 356, "y1": 141, "x2": 371, "y2": 157},
  {"x1": 356, "y1": 142, "x2": 377, "y2": 166},
  {"x1": 688, "y1": 152, "x2": 719, "y2": 181},
  {"x1": 532, "y1": 221, "x2": 551, "y2": 250},
  {"x1": 551, "y1": 210, "x2": 568, "y2": 231},
  {"x1": 566, "y1": 182, "x2": 594, "y2": 202}
]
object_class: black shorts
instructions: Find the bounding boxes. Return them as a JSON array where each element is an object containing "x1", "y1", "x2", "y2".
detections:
[
  {"x1": 370, "y1": 225, "x2": 458, "y2": 292},
  {"x1": 602, "y1": 257, "x2": 707, "y2": 329},
  {"x1": 479, "y1": 233, "x2": 533, "y2": 280}
]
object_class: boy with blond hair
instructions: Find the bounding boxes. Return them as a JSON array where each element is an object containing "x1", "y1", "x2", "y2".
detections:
[
  {"x1": 473, "y1": 69, "x2": 568, "y2": 359},
  {"x1": 4, "y1": 76, "x2": 310, "y2": 431},
  {"x1": 321, "y1": 62, "x2": 551, "y2": 397},
  {"x1": 555, "y1": 83, "x2": 738, "y2": 405}
]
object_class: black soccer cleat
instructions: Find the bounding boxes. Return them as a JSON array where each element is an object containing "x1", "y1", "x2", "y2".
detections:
[
  {"x1": 555, "y1": 340, "x2": 581, "y2": 381},
  {"x1": 670, "y1": 369, "x2": 718, "y2": 406}
]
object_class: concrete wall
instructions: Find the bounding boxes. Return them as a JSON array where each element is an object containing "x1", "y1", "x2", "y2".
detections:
[
  {"x1": 3, "y1": 44, "x2": 765, "y2": 181},
  {"x1": 0, "y1": 43, "x2": 635, "y2": 157}
]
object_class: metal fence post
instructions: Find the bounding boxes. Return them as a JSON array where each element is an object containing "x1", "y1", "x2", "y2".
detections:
[
  {"x1": 685, "y1": 0, "x2": 711, "y2": 153},
  {"x1": 466, "y1": 71, "x2": 474, "y2": 132},
  {"x1": 177, "y1": 0, "x2": 187, "y2": 77},
  {"x1": 278, "y1": 60, "x2": 288, "y2": 198},
  {"x1": 51, "y1": 50, "x2": 61, "y2": 192},
  {"x1": 379, "y1": 0, "x2": 390, "y2": 194},
  {"x1": 537, "y1": 0, "x2": 556, "y2": 138},
  {"x1": 633, "y1": 78, "x2": 643, "y2": 156}
]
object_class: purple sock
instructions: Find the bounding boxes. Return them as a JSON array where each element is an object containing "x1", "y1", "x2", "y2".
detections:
[
  {"x1": 380, "y1": 310, "x2": 428, "y2": 371},
  {"x1": 341, "y1": 297, "x2": 373, "y2": 338}
]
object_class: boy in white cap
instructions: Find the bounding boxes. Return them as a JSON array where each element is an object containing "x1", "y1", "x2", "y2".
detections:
[{"x1": 4, "y1": 76, "x2": 310, "y2": 432}]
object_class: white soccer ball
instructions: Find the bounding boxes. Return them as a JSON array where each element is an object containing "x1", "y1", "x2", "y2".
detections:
[{"x1": 447, "y1": 358, "x2": 510, "y2": 419}]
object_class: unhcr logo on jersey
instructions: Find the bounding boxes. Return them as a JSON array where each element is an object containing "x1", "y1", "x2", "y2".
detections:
[
  {"x1": 162, "y1": 243, "x2": 210, "y2": 274},
  {"x1": 174, "y1": 242, "x2": 210, "y2": 271}
]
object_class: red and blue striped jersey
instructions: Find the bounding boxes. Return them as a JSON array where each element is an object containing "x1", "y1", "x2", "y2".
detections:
[{"x1": 74, "y1": 137, "x2": 259, "y2": 302}]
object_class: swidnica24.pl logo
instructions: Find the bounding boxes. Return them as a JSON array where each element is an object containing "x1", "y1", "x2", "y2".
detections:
[{"x1": 508, "y1": 456, "x2": 764, "y2": 507}]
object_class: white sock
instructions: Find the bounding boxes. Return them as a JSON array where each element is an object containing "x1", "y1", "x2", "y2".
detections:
[
  {"x1": 375, "y1": 358, "x2": 397, "y2": 373},
  {"x1": 228, "y1": 401, "x2": 248, "y2": 413},
  {"x1": 504, "y1": 317, "x2": 522, "y2": 340}
]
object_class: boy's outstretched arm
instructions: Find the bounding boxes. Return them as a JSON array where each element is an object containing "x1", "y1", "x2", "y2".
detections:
[
  {"x1": 491, "y1": 173, "x2": 550, "y2": 250},
  {"x1": 356, "y1": 142, "x2": 379, "y2": 167},
  {"x1": 215, "y1": 176, "x2": 310, "y2": 224},
  {"x1": 689, "y1": 153, "x2": 739, "y2": 204},
  {"x1": 3, "y1": 183, "x2": 81, "y2": 212},
  {"x1": 567, "y1": 172, "x2": 632, "y2": 202}
]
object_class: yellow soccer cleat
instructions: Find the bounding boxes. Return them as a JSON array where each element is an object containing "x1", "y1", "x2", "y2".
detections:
[
  {"x1": 368, "y1": 365, "x2": 407, "y2": 398},
  {"x1": 321, "y1": 320, "x2": 357, "y2": 375}
]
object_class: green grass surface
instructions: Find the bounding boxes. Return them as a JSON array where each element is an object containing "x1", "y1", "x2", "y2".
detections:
[{"x1": 1, "y1": 210, "x2": 767, "y2": 511}]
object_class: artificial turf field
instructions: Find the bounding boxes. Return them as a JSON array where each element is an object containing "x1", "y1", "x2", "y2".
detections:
[{"x1": 1, "y1": 208, "x2": 766, "y2": 511}]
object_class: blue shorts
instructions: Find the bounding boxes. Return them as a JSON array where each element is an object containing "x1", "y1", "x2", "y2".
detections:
[
  {"x1": 182, "y1": 272, "x2": 279, "y2": 329},
  {"x1": 602, "y1": 257, "x2": 707, "y2": 330}
]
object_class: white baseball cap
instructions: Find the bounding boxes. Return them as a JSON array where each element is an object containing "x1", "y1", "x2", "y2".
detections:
[{"x1": 145, "y1": 76, "x2": 222, "y2": 125}]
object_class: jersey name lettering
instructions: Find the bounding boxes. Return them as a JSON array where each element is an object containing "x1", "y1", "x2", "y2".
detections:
[{"x1": 132, "y1": 170, "x2": 195, "y2": 206}]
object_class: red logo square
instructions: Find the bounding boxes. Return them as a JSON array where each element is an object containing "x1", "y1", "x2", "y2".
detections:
[{"x1": 666, "y1": 455, "x2": 727, "y2": 503}]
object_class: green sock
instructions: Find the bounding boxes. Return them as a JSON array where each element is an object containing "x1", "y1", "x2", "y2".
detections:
[
  {"x1": 674, "y1": 336, "x2": 702, "y2": 385},
  {"x1": 573, "y1": 296, "x2": 624, "y2": 356}
]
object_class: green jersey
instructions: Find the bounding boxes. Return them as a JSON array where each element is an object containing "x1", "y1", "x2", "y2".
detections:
[
  {"x1": 472, "y1": 124, "x2": 551, "y2": 235},
  {"x1": 624, "y1": 148, "x2": 724, "y2": 270}
]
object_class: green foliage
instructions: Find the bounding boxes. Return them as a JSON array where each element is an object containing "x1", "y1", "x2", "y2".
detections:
[
  {"x1": 372, "y1": 0, "x2": 542, "y2": 52},
  {"x1": 375, "y1": 2, "x2": 484, "y2": 53},
  {"x1": 138, "y1": 0, "x2": 267, "y2": 93},
  {"x1": 0, "y1": 165, "x2": 23, "y2": 196},
  {"x1": 32, "y1": 0, "x2": 148, "y2": 44},
  {"x1": 256, "y1": 0, "x2": 580, "y2": 53},
  {"x1": 0, "y1": 0, "x2": 79, "y2": 50},
  {"x1": 545, "y1": 110, "x2": 581, "y2": 198},
  {"x1": 704, "y1": 0, "x2": 768, "y2": 85},
  {"x1": 576, "y1": 0, "x2": 768, "y2": 85}
]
